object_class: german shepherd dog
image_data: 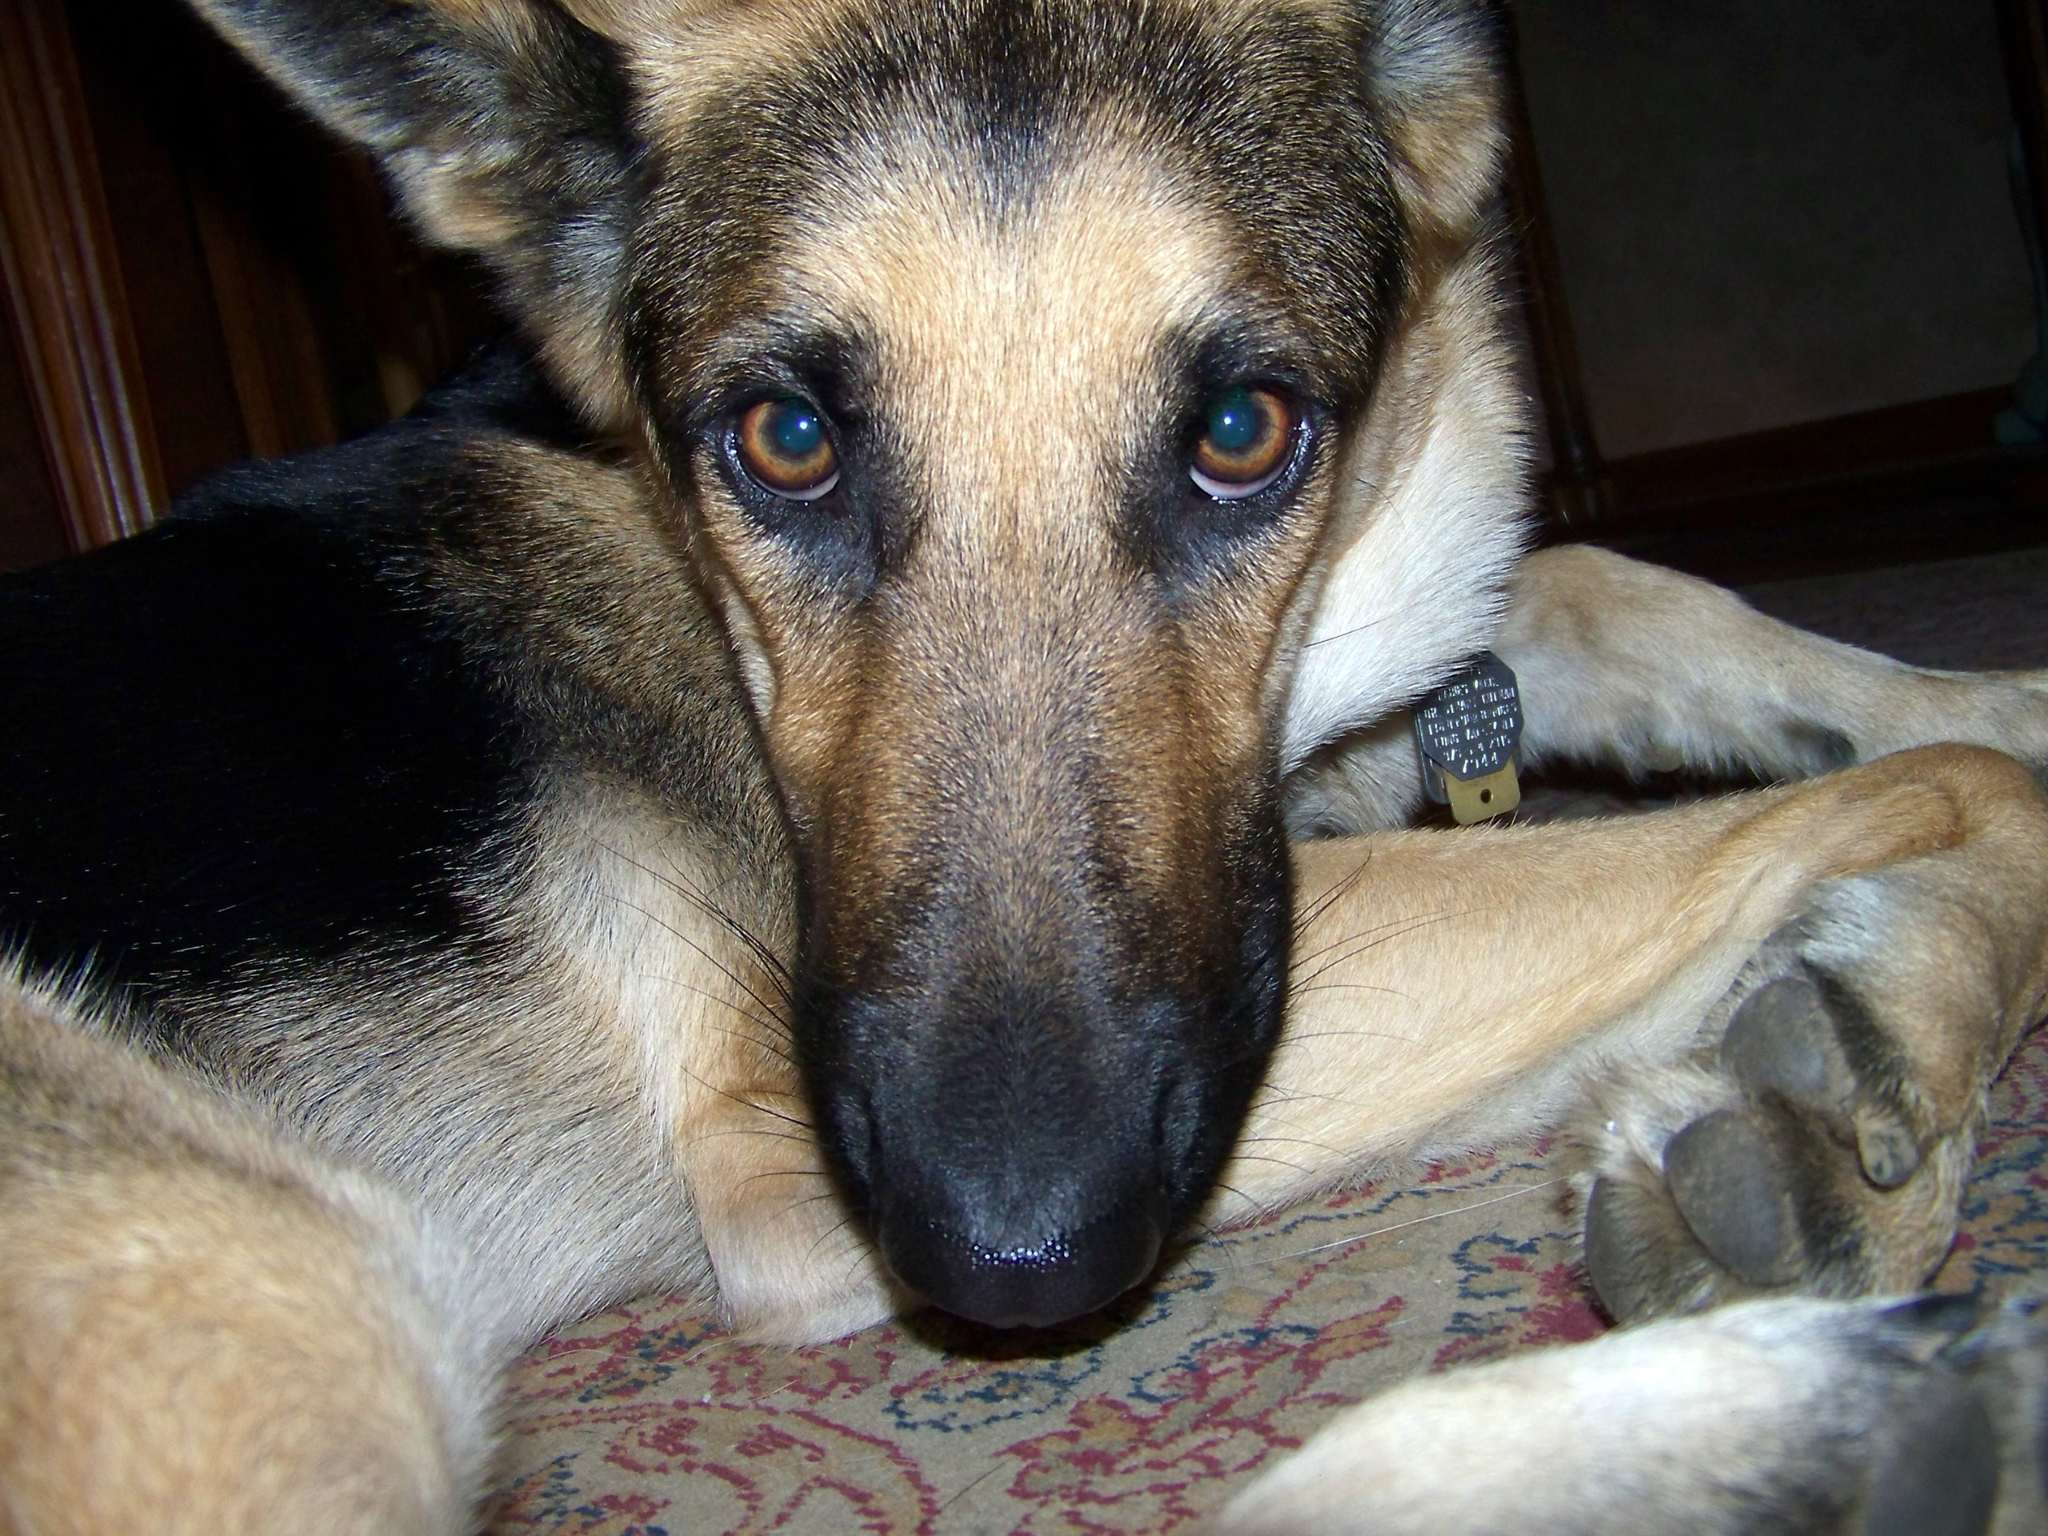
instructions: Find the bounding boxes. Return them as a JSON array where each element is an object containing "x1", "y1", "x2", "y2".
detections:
[{"x1": 7, "y1": 0, "x2": 2048, "y2": 1530}]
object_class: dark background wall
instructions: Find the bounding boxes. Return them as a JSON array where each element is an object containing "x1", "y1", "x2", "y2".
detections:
[
  {"x1": 0, "y1": 0, "x2": 497, "y2": 570},
  {"x1": 1513, "y1": 0, "x2": 2032, "y2": 457}
]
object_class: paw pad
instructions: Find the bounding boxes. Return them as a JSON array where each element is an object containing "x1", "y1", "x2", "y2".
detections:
[
  {"x1": 1721, "y1": 974, "x2": 1850, "y2": 1107},
  {"x1": 1583, "y1": 948, "x2": 1962, "y2": 1320},
  {"x1": 1663, "y1": 1109, "x2": 1803, "y2": 1286},
  {"x1": 1722, "y1": 970, "x2": 1923, "y2": 1188}
]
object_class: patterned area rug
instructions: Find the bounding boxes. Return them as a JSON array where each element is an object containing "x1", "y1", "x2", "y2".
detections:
[
  {"x1": 482, "y1": 549, "x2": 2048, "y2": 1535},
  {"x1": 485, "y1": 1036, "x2": 2048, "y2": 1536}
]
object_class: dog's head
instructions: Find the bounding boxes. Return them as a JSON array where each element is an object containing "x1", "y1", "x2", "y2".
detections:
[{"x1": 197, "y1": 0, "x2": 1518, "y2": 1327}]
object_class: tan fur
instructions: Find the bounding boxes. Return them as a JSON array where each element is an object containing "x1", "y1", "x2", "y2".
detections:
[
  {"x1": 530, "y1": 791, "x2": 898, "y2": 1341},
  {"x1": 1282, "y1": 241, "x2": 1533, "y2": 769},
  {"x1": 674, "y1": 127, "x2": 1339, "y2": 997},
  {"x1": 1202, "y1": 1288, "x2": 2046, "y2": 1536},
  {"x1": 0, "y1": 984, "x2": 494, "y2": 1536}
]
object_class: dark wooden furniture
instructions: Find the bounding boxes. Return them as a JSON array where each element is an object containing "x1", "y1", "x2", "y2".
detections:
[{"x1": 0, "y1": 0, "x2": 498, "y2": 570}]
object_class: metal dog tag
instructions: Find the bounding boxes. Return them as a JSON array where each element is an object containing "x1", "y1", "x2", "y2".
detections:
[{"x1": 1414, "y1": 652, "x2": 1523, "y2": 824}]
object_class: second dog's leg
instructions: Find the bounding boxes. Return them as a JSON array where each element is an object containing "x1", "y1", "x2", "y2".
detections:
[
  {"x1": 1501, "y1": 544, "x2": 2048, "y2": 779},
  {"x1": 1288, "y1": 545, "x2": 2048, "y2": 832},
  {"x1": 1225, "y1": 746, "x2": 2048, "y2": 1320}
]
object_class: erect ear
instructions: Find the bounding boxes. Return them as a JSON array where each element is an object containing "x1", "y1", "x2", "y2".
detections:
[
  {"x1": 189, "y1": 0, "x2": 646, "y2": 424},
  {"x1": 1359, "y1": 0, "x2": 1507, "y2": 253}
]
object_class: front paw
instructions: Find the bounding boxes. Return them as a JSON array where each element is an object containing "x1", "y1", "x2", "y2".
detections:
[
  {"x1": 1206, "y1": 1290, "x2": 2048, "y2": 1536},
  {"x1": 1580, "y1": 862, "x2": 2033, "y2": 1320}
]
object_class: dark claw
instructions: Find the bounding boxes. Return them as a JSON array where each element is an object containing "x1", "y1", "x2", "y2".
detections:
[
  {"x1": 1855, "y1": 1115, "x2": 1922, "y2": 1189},
  {"x1": 1722, "y1": 973, "x2": 1924, "y2": 1189}
]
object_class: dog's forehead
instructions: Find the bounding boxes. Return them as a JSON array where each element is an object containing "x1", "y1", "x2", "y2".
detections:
[
  {"x1": 795, "y1": 142, "x2": 1262, "y2": 519},
  {"x1": 623, "y1": 0, "x2": 1404, "y2": 409},
  {"x1": 745, "y1": 135, "x2": 1248, "y2": 397}
]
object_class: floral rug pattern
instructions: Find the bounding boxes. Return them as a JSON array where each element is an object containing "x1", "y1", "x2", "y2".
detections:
[{"x1": 483, "y1": 1027, "x2": 2048, "y2": 1536}]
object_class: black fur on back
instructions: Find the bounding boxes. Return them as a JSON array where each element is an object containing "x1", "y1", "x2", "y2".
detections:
[{"x1": 0, "y1": 350, "x2": 583, "y2": 1028}]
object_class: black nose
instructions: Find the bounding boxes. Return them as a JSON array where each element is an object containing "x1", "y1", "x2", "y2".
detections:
[{"x1": 873, "y1": 1184, "x2": 1168, "y2": 1329}]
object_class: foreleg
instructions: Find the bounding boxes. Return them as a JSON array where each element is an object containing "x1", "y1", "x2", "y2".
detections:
[
  {"x1": 1502, "y1": 545, "x2": 2048, "y2": 781},
  {"x1": 1204, "y1": 1290, "x2": 2048, "y2": 1536},
  {"x1": 0, "y1": 980, "x2": 495, "y2": 1536},
  {"x1": 1226, "y1": 747, "x2": 2048, "y2": 1320}
]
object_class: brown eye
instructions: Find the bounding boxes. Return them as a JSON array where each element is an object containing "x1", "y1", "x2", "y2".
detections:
[
  {"x1": 1190, "y1": 386, "x2": 1296, "y2": 498},
  {"x1": 736, "y1": 398, "x2": 840, "y2": 499}
]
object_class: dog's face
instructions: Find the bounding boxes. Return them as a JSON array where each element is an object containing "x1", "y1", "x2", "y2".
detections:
[
  {"x1": 628, "y1": 3, "x2": 1408, "y2": 1327},
  {"x1": 193, "y1": 0, "x2": 1509, "y2": 1327}
]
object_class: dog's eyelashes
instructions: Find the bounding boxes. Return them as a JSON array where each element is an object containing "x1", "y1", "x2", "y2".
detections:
[
  {"x1": 736, "y1": 398, "x2": 842, "y2": 500},
  {"x1": 1189, "y1": 387, "x2": 1296, "y2": 499}
]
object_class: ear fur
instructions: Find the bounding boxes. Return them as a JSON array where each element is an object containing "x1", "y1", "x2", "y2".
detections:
[
  {"x1": 1360, "y1": 0, "x2": 1507, "y2": 250},
  {"x1": 189, "y1": 0, "x2": 643, "y2": 423}
]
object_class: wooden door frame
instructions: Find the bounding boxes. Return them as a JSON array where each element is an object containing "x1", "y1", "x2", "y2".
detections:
[{"x1": 0, "y1": 0, "x2": 164, "y2": 553}]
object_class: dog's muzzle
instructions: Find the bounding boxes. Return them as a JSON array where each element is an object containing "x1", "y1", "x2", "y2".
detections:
[
  {"x1": 795, "y1": 808, "x2": 1287, "y2": 1330},
  {"x1": 814, "y1": 1039, "x2": 1207, "y2": 1329}
]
